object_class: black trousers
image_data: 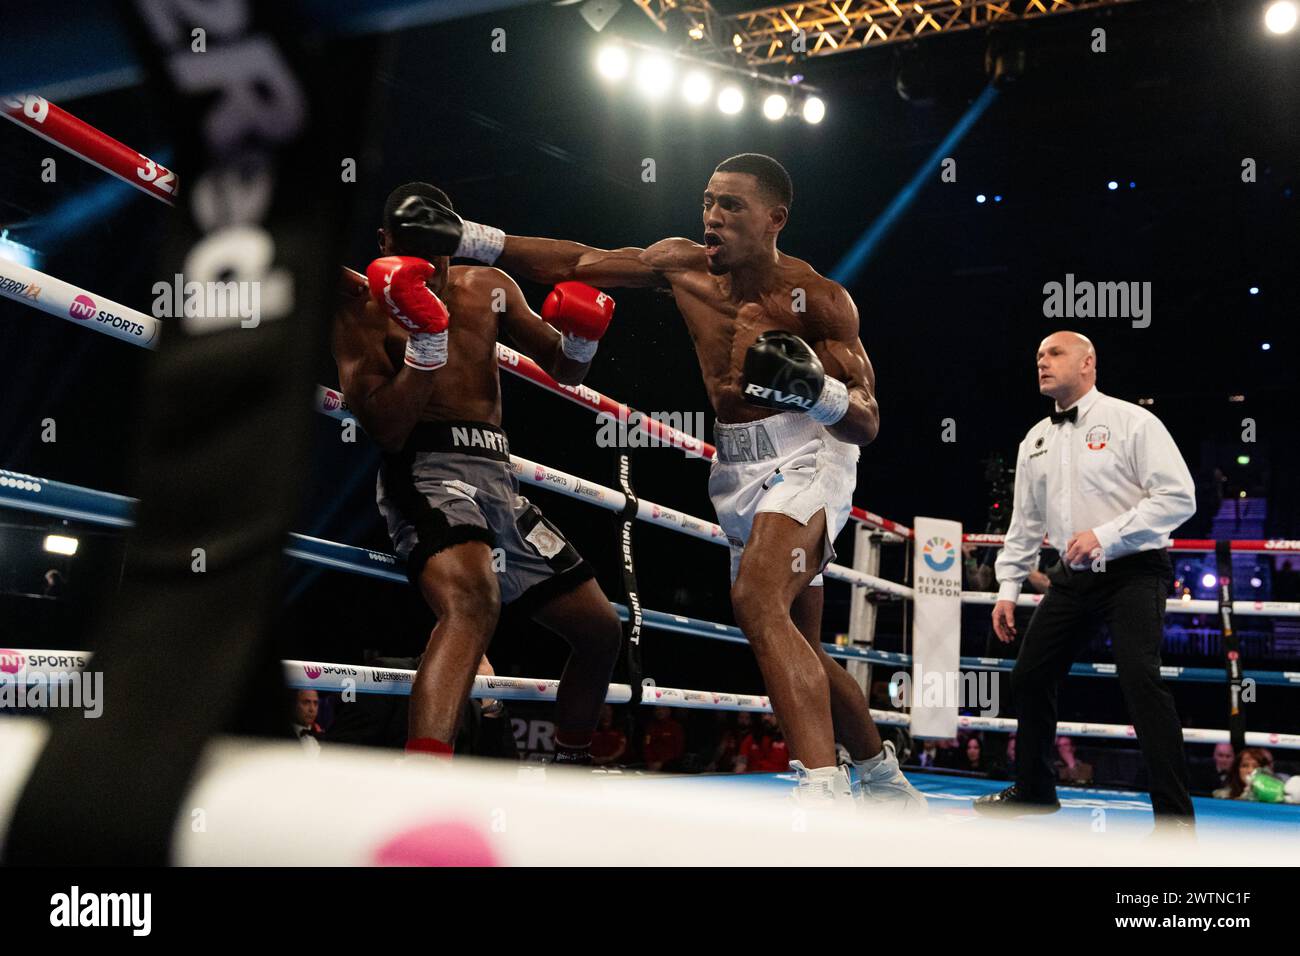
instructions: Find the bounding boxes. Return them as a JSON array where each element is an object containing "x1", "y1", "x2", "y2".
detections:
[{"x1": 1011, "y1": 549, "x2": 1194, "y2": 818}]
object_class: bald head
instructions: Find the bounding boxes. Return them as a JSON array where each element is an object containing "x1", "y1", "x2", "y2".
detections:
[{"x1": 1036, "y1": 330, "x2": 1097, "y2": 408}]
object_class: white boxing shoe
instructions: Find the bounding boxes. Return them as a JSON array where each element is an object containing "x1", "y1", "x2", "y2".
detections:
[
  {"x1": 789, "y1": 760, "x2": 853, "y2": 805},
  {"x1": 850, "y1": 740, "x2": 929, "y2": 814}
]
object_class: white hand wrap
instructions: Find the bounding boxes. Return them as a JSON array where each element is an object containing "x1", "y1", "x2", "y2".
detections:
[
  {"x1": 404, "y1": 330, "x2": 448, "y2": 371},
  {"x1": 454, "y1": 220, "x2": 505, "y2": 264},
  {"x1": 807, "y1": 376, "x2": 850, "y2": 425},
  {"x1": 561, "y1": 333, "x2": 599, "y2": 363}
]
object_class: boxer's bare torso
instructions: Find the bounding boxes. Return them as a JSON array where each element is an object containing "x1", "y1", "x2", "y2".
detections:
[{"x1": 641, "y1": 240, "x2": 873, "y2": 425}]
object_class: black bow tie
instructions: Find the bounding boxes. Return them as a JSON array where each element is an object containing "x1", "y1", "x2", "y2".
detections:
[{"x1": 1050, "y1": 407, "x2": 1078, "y2": 425}]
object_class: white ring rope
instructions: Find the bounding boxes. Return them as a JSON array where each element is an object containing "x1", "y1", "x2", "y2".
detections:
[{"x1": 6, "y1": 648, "x2": 1296, "y2": 749}]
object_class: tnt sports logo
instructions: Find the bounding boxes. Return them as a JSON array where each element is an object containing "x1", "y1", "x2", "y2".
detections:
[
  {"x1": 1086, "y1": 425, "x2": 1110, "y2": 450},
  {"x1": 922, "y1": 537, "x2": 956, "y2": 572},
  {"x1": 322, "y1": 391, "x2": 341, "y2": 412},
  {"x1": 534, "y1": 466, "x2": 546, "y2": 482},
  {"x1": 0, "y1": 649, "x2": 25, "y2": 674},
  {"x1": 303, "y1": 665, "x2": 323, "y2": 679},
  {"x1": 69, "y1": 294, "x2": 97, "y2": 320}
]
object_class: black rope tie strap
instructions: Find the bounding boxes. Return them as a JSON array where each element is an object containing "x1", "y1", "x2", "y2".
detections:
[
  {"x1": 1215, "y1": 540, "x2": 1246, "y2": 753},
  {"x1": 614, "y1": 453, "x2": 644, "y2": 708}
]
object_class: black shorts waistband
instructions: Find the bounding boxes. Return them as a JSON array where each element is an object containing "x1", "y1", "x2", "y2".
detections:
[{"x1": 402, "y1": 421, "x2": 510, "y2": 461}]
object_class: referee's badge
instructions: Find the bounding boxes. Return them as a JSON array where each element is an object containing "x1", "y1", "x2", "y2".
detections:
[{"x1": 1086, "y1": 425, "x2": 1110, "y2": 450}]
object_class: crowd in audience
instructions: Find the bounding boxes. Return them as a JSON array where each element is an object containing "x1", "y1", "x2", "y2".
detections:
[{"x1": 290, "y1": 688, "x2": 1295, "y2": 802}]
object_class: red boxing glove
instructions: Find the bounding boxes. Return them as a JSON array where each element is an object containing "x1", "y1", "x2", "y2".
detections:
[
  {"x1": 366, "y1": 256, "x2": 450, "y2": 370},
  {"x1": 542, "y1": 281, "x2": 615, "y2": 363}
]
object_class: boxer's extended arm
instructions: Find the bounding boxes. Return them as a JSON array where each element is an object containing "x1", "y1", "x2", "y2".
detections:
[
  {"x1": 813, "y1": 285, "x2": 879, "y2": 446},
  {"x1": 496, "y1": 236, "x2": 698, "y2": 289},
  {"x1": 482, "y1": 268, "x2": 591, "y2": 386},
  {"x1": 331, "y1": 285, "x2": 437, "y2": 452}
]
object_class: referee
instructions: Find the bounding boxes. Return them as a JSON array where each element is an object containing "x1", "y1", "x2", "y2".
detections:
[{"x1": 977, "y1": 331, "x2": 1197, "y2": 827}]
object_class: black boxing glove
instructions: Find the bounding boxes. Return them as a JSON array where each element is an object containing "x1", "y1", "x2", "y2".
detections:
[
  {"x1": 392, "y1": 195, "x2": 505, "y2": 265},
  {"x1": 741, "y1": 330, "x2": 850, "y2": 425}
]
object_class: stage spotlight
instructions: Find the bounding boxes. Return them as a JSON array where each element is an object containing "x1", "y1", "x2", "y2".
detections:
[
  {"x1": 1265, "y1": 1, "x2": 1298, "y2": 34},
  {"x1": 635, "y1": 54, "x2": 674, "y2": 99},
  {"x1": 802, "y1": 96, "x2": 826, "y2": 124},
  {"x1": 1250, "y1": 286, "x2": 1260, "y2": 294},
  {"x1": 1107, "y1": 181, "x2": 1118, "y2": 190},
  {"x1": 717, "y1": 85, "x2": 744, "y2": 114},
  {"x1": 1262, "y1": 342, "x2": 1271, "y2": 351},
  {"x1": 595, "y1": 45, "x2": 629, "y2": 81},
  {"x1": 682, "y1": 70, "x2": 712, "y2": 105},
  {"x1": 1201, "y1": 573, "x2": 1216, "y2": 589},
  {"x1": 44, "y1": 534, "x2": 79, "y2": 556},
  {"x1": 762, "y1": 93, "x2": 789, "y2": 120},
  {"x1": 976, "y1": 194, "x2": 986, "y2": 204}
]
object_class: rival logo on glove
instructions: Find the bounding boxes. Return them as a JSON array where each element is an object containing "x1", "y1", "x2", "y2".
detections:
[{"x1": 743, "y1": 383, "x2": 814, "y2": 410}]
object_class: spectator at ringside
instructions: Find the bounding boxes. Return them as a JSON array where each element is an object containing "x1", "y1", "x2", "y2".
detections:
[
  {"x1": 960, "y1": 735, "x2": 989, "y2": 775},
  {"x1": 1210, "y1": 742, "x2": 1235, "y2": 792},
  {"x1": 642, "y1": 707, "x2": 686, "y2": 771},
  {"x1": 1214, "y1": 747, "x2": 1276, "y2": 800},
  {"x1": 996, "y1": 734, "x2": 1018, "y2": 780},
  {"x1": 1054, "y1": 735, "x2": 1093, "y2": 785},
  {"x1": 292, "y1": 690, "x2": 321, "y2": 753},
  {"x1": 710, "y1": 712, "x2": 751, "y2": 772},
  {"x1": 590, "y1": 704, "x2": 627, "y2": 766},
  {"x1": 910, "y1": 739, "x2": 945, "y2": 769},
  {"x1": 1191, "y1": 742, "x2": 1236, "y2": 795},
  {"x1": 734, "y1": 713, "x2": 790, "y2": 773}
]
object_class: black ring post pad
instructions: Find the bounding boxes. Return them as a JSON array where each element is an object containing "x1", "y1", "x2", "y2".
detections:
[{"x1": 1, "y1": 7, "x2": 378, "y2": 865}]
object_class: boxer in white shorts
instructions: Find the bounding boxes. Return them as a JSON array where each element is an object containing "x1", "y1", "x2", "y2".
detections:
[
  {"x1": 710, "y1": 410, "x2": 858, "y2": 587},
  {"x1": 399, "y1": 152, "x2": 925, "y2": 808}
]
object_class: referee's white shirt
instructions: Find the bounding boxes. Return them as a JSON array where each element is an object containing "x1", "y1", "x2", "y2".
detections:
[{"x1": 995, "y1": 386, "x2": 1196, "y2": 603}]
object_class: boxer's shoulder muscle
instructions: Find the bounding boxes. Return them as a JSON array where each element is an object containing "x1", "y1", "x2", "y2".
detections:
[
  {"x1": 643, "y1": 237, "x2": 705, "y2": 274},
  {"x1": 789, "y1": 266, "x2": 856, "y2": 339}
]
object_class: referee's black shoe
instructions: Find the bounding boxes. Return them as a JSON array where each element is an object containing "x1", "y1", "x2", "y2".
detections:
[{"x1": 973, "y1": 784, "x2": 1061, "y2": 815}]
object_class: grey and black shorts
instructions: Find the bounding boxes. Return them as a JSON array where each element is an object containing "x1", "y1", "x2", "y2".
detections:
[{"x1": 376, "y1": 421, "x2": 593, "y2": 611}]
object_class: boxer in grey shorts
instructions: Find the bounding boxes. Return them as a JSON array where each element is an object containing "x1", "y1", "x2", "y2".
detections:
[
  {"x1": 377, "y1": 420, "x2": 593, "y2": 610},
  {"x1": 332, "y1": 180, "x2": 621, "y2": 762}
]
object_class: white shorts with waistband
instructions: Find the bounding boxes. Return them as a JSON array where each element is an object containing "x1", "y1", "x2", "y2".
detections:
[{"x1": 707, "y1": 411, "x2": 860, "y2": 586}]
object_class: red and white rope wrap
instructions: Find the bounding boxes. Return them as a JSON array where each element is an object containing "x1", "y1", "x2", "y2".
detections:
[{"x1": 1, "y1": 94, "x2": 178, "y2": 205}]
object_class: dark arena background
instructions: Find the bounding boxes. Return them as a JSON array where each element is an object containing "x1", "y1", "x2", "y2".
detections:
[{"x1": 0, "y1": 0, "x2": 1298, "y2": 903}]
